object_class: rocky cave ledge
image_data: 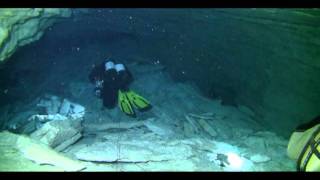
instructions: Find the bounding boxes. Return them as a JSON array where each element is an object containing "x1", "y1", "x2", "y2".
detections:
[{"x1": 0, "y1": 8, "x2": 71, "y2": 62}]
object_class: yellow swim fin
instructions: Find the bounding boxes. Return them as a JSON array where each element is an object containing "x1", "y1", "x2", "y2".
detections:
[
  {"x1": 118, "y1": 90, "x2": 135, "y2": 117},
  {"x1": 126, "y1": 90, "x2": 151, "y2": 111}
]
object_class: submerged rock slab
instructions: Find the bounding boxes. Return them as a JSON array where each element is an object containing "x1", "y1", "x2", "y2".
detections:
[
  {"x1": 0, "y1": 8, "x2": 71, "y2": 62},
  {"x1": 0, "y1": 131, "x2": 85, "y2": 171},
  {"x1": 250, "y1": 154, "x2": 271, "y2": 163},
  {"x1": 30, "y1": 118, "x2": 83, "y2": 151},
  {"x1": 143, "y1": 118, "x2": 175, "y2": 137},
  {"x1": 74, "y1": 140, "x2": 193, "y2": 163}
]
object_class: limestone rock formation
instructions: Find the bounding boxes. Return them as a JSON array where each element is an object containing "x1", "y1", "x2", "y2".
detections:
[
  {"x1": 0, "y1": 131, "x2": 85, "y2": 171},
  {"x1": 35, "y1": 95, "x2": 86, "y2": 123},
  {"x1": 0, "y1": 8, "x2": 71, "y2": 62},
  {"x1": 74, "y1": 139, "x2": 193, "y2": 163},
  {"x1": 30, "y1": 118, "x2": 83, "y2": 152},
  {"x1": 30, "y1": 95, "x2": 85, "y2": 151}
]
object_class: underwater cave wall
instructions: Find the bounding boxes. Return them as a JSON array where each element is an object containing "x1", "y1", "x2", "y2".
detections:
[
  {"x1": 1, "y1": 9, "x2": 319, "y2": 137},
  {"x1": 130, "y1": 9, "x2": 320, "y2": 137},
  {"x1": 0, "y1": 8, "x2": 71, "y2": 62},
  {"x1": 212, "y1": 9, "x2": 320, "y2": 137},
  {"x1": 32, "y1": 8, "x2": 319, "y2": 137},
  {"x1": 190, "y1": 9, "x2": 320, "y2": 137}
]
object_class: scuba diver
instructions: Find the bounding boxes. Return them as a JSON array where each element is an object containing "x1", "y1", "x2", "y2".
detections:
[
  {"x1": 89, "y1": 59, "x2": 151, "y2": 117},
  {"x1": 287, "y1": 115, "x2": 320, "y2": 171}
]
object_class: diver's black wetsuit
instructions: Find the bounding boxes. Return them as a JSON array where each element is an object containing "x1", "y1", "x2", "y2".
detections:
[{"x1": 89, "y1": 61, "x2": 133, "y2": 108}]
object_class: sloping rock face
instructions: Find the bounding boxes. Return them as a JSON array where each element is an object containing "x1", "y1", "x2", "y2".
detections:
[
  {"x1": 0, "y1": 8, "x2": 71, "y2": 62},
  {"x1": 0, "y1": 131, "x2": 85, "y2": 171},
  {"x1": 200, "y1": 9, "x2": 320, "y2": 137},
  {"x1": 123, "y1": 9, "x2": 320, "y2": 137}
]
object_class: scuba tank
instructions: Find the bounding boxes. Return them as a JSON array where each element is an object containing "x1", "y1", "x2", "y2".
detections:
[{"x1": 115, "y1": 63, "x2": 133, "y2": 91}]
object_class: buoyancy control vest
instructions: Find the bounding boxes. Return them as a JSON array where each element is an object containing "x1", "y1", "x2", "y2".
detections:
[{"x1": 287, "y1": 116, "x2": 320, "y2": 171}]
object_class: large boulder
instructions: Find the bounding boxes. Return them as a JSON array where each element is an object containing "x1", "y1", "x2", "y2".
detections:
[{"x1": 0, "y1": 8, "x2": 71, "y2": 62}]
